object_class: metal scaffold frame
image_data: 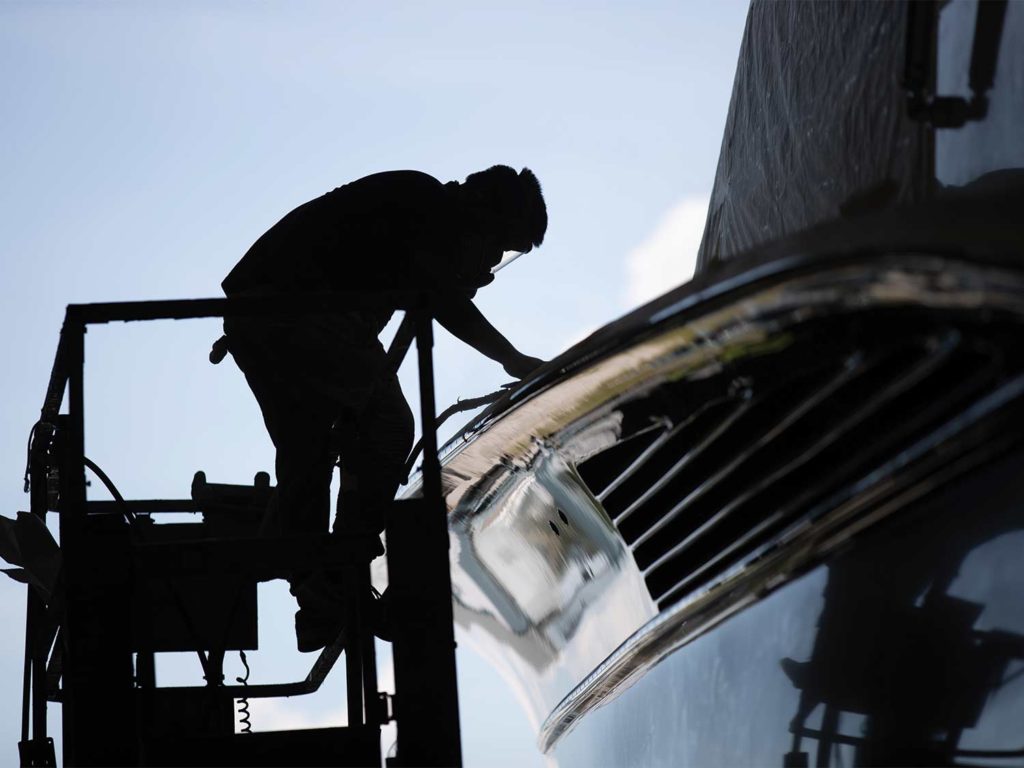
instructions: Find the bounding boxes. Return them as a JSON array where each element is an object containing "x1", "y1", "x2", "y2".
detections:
[{"x1": 18, "y1": 291, "x2": 462, "y2": 767}]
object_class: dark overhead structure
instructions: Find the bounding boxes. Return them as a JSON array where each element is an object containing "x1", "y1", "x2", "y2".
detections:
[{"x1": 697, "y1": 0, "x2": 1018, "y2": 272}]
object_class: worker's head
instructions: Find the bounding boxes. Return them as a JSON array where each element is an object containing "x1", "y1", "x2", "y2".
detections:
[
  {"x1": 462, "y1": 165, "x2": 547, "y2": 253},
  {"x1": 454, "y1": 165, "x2": 546, "y2": 287}
]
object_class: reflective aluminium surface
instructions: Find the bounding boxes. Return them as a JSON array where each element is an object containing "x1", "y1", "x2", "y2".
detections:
[
  {"x1": 409, "y1": 252, "x2": 1024, "y2": 766},
  {"x1": 551, "y1": 449, "x2": 1024, "y2": 766}
]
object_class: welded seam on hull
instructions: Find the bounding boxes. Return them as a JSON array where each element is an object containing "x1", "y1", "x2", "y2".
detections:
[{"x1": 537, "y1": 373, "x2": 1024, "y2": 753}]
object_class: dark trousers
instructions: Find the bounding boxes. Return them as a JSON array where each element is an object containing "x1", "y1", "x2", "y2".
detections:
[{"x1": 225, "y1": 312, "x2": 414, "y2": 537}]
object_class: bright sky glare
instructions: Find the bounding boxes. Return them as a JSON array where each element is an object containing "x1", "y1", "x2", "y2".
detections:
[{"x1": 0, "y1": 2, "x2": 749, "y2": 765}]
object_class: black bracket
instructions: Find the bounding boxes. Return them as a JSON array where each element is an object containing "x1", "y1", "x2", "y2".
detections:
[
  {"x1": 903, "y1": 0, "x2": 1007, "y2": 128},
  {"x1": 376, "y1": 692, "x2": 395, "y2": 725},
  {"x1": 18, "y1": 737, "x2": 56, "y2": 768}
]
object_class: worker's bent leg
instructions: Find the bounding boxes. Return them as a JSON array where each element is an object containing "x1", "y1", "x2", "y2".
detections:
[
  {"x1": 272, "y1": 411, "x2": 335, "y2": 535},
  {"x1": 226, "y1": 314, "x2": 399, "y2": 651},
  {"x1": 336, "y1": 373, "x2": 414, "y2": 535},
  {"x1": 225, "y1": 317, "x2": 337, "y2": 535}
]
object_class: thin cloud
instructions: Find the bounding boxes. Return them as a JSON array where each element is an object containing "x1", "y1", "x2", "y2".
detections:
[
  {"x1": 244, "y1": 699, "x2": 346, "y2": 732},
  {"x1": 624, "y1": 195, "x2": 709, "y2": 309}
]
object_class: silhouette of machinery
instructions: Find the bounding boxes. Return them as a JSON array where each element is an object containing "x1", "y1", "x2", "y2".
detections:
[{"x1": 13, "y1": 293, "x2": 461, "y2": 767}]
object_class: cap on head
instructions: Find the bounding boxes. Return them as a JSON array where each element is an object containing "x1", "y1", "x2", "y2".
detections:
[{"x1": 463, "y1": 165, "x2": 547, "y2": 251}]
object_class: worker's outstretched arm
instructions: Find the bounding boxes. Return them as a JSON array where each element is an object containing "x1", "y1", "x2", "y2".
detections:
[{"x1": 433, "y1": 293, "x2": 544, "y2": 379}]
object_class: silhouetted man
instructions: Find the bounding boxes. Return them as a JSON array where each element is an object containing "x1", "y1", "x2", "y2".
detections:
[{"x1": 217, "y1": 166, "x2": 546, "y2": 649}]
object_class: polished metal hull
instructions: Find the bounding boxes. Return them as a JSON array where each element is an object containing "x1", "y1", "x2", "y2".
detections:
[
  {"x1": 411, "y1": 245, "x2": 1024, "y2": 766},
  {"x1": 418, "y1": 0, "x2": 1024, "y2": 759}
]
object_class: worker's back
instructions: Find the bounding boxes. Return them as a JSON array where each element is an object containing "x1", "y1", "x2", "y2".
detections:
[{"x1": 222, "y1": 170, "x2": 458, "y2": 300}]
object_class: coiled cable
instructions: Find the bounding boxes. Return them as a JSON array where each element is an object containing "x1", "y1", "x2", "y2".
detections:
[{"x1": 235, "y1": 650, "x2": 252, "y2": 734}]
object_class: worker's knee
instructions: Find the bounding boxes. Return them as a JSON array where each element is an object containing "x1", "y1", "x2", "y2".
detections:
[
  {"x1": 392, "y1": 393, "x2": 415, "y2": 455},
  {"x1": 368, "y1": 377, "x2": 414, "y2": 459}
]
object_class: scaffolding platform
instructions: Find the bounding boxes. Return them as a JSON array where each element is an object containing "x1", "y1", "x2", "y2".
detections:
[{"x1": 12, "y1": 294, "x2": 462, "y2": 767}]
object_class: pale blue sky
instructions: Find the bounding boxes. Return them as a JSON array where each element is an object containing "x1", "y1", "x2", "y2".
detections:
[{"x1": 0, "y1": 2, "x2": 748, "y2": 765}]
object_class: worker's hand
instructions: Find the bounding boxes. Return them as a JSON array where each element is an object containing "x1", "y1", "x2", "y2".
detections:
[{"x1": 503, "y1": 353, "x2": 545, "y2": 380}]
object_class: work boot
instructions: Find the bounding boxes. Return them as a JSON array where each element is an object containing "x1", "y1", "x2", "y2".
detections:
[
  {"x1": 291, "y1": 570, "x2": 344, "y2": 610},
  {"x1": 291, "y1": 571, "x2": 346, "y2": 652},
  {"x1": 293, "y1": 589, "x2": 392, "y2": 650},
  {"x1": 295, "y1": 608, "x2": 344, "y2": 653},
  {"x1": 291, "y1": 570, "x2": 391, "y2": 650}
]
